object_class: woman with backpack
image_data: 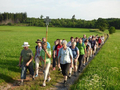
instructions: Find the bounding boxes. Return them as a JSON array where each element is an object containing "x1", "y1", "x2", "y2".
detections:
[
  {"x1": 34, "y1": 39, "x2": 42, "y2": 77},
  {"x1": 69, "y1": 42, "x2": 79, "y2": 77}
]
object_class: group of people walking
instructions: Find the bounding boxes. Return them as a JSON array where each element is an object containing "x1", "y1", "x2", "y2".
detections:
[{"x1": 19, "y1": 34, "x2": 105, "y2": 87}]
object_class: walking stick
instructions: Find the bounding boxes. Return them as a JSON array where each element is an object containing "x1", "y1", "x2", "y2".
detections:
[{"x1": 44, "y1": 16, "x2": 50, "y2": 71}]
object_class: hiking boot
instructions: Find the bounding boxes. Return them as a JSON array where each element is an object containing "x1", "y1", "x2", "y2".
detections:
[
  {"x1": 83, "y1": 63, "x2": 85, "y2": 66},
  {"x1": 58, "y1": 68, "x2": 62, "y2": 72},
  {"x1": 19, "y1": 82, "x2": 24, "y2": 86},
  {"x1": 64, "y1": 81, "x2": 67, "y2": 87},
  {"x1": 47, "y1": 77, "x2": 51, "y2": 82},
  {"x1": 35, "y1": 74, "x2": 38, "y2": 77},
  {"x1": 74, "y1": 72, "x2": 77, "y2": 77},
  {"x1": 78, "y1": 69, "x2": 81, "y2": 73},
  {"x1": 42, "y1": 82, "x2": 46, "y2": 87},
  {"x1": 68, "y1": 73, "x2": 71, "y2": 78},
  {"x1": 32, "y1": 77, "x2": 35, "y2": 80}
]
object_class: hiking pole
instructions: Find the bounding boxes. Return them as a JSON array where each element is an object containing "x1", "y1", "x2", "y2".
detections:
[{"x1": 44, "y1": 16, "x2": 51, "y2": 71}]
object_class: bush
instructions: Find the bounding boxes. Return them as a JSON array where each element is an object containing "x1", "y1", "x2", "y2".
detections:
[
  {"x1": 109, "y1": 26, "x2": 116, "y2": 34},
  {"x1": 7, "y1": 23, "x2": 12, "y2": 26},
  {"x1": 99, "y1": 26, "x2": 106, "y2": 32}
]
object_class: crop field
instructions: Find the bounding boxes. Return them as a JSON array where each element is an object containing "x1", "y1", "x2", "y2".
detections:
[
  {"x1": 71, "y1": 30, "x2": 120, "y2": 90},
  {"x1": 0, "y1": 26, "x2": 107, "y2": 89}
]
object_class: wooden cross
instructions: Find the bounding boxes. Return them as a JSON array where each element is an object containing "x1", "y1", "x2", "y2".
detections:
[
  {"x1": 44, "y1": 16, "x2": 51, "y2": 26},
  {"x1": 43, "y1": 16, "x2": 51, "y2": 71}
]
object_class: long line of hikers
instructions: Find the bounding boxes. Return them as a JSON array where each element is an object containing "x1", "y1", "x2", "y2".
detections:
[{"x1": 19, "y1": 34, "x2": 105, "y2": 86}]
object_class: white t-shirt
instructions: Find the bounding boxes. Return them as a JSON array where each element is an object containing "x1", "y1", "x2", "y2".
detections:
[{"x1": 67, "y1": 41, "x2": 71, "y2": 47}]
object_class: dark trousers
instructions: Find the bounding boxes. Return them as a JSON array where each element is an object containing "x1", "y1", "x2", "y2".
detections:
[
  {"x1": 60, "y1": 63, "x2": 70, "y2": 76},
  {"x1": 53, "y1": 56, "x2": 58, "y2": 67},
  {"x1": 78, "y1": 55, "x2": 84, "y2": 70}
]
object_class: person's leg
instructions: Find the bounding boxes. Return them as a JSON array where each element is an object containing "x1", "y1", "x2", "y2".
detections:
[
  {"x1": 53, "y1": 56, "x2": 55, "y2": 68},
  {"x1": 92, "y1": 47, "x2": 94, "y2": 57},
  {"x1": 28, "y1": 65, "x2": 34, "y2": 80},
  {"x1": 60, "y1": 64, "x2": 65, "y2": 75},
  {"x1": 63, "y1": 63, "x2": 70, "y2": 86},
  {"x1": 68, "y1": 65, "x2": 72, "y2": 78},
  {"x1": 20, "y1": 65, "x2": 27, "y2": 85},
  {"x1": 90, "y1": 48, "x2": 92, "y2": 57},
  {"x1": 86, "y1": 51, "x2": 89, "y2": 62},
  {"x1": 74, "y1": 60, "x2": 77, "y2": 76},
  {"x1": 57, "y1": 56, "x2": 61, "y2": 71},
  {"x1": 80, "y1": 55, "x2": 84, "y2": 70},
  {"x1": 35, "y1": 57, "x2": 40, "y2": 76},
  {"x1": 83, "y1": 55, "x2": 86, "y2": 66},
  {"x1": 43, "y1": 63, "x2": 51, "y2": 86},
  {"x1": 78, "y1": 56, "x2": 81, "y2": 71}
]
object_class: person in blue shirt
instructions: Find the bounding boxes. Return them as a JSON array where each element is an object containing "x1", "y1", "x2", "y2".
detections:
[
  {"x1": 42, "y1": 37, "x2": 51, "y2": 49},
  {"x1": 70, "y1": 42, "x2": 79, "y2": 77},
  {"x1": 58, "y1": 40, "x2": 73, "y2": 86},
  {"x1": 82, "y1": 34, "x2": 87, "y2": 43}
]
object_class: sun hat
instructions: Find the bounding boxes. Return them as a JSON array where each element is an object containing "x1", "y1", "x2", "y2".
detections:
[
  {"x1": 36, "y1": 39, "x2": 42, "y2": 43},
  {"x1": 22, "y1": 42, "x2": 30, "y2": 47}
]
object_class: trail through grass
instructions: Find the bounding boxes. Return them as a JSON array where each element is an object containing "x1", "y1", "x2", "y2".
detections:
[{"x1": 71, "y1": 30, "x2": 120, "y2": 90}]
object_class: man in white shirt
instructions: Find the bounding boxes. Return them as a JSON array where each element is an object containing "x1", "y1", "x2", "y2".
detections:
[{"x1": 67, "y1": 37, "x2": 74, "y2": 47}]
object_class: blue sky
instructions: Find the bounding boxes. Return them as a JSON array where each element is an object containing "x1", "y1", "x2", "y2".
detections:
[{"x1": 0, "y1": 0, "x2": 120, "y2": 20}]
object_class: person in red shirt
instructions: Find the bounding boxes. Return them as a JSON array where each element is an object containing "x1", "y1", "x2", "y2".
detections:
[
  {"x1": 98, "y1": 37, "x2": 102, "y2": 48},
  {"x1": 53, "y1": 39, "x2": 63, "y2": 71}
]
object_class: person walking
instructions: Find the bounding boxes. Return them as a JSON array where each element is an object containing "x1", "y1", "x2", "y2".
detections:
[
  {"x1": 77, "y1": 38, "x2": 86, "y2": 72},
  {"x1": 89, "y1": 36, "x2": 96, "y2": 57},
  {"x1": 58, "y1": 40, "x2": 73, "y2": 86},
  {"x1": 19, "y1": 42, "x2": 34, "y2": 86},
  {"x1": 42, "y1": 37, "x2": 51, "y2": 49},
  {"x1": 34, "y1": 39, "x2": 42, "y2": 77},
  {"x1": 39, "y1": 42, "x2": 51, "y2": 87},
  {"x1": 54, "y1": 39, "x2": 63, "y2": 71},
  {"x1": 67, "y1": 37, "x2": 74, "y2": 47},
  {"x1": 52, "y1": 40, "x2": 58, "y2": 70},
  {"x1": 69, "y1": 42, "x2": 79, "y2": 77}
]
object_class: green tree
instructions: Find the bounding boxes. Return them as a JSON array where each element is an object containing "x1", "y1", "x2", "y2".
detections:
[
  {"x1": 109, "y1": 26, "x2": 116, "y2": 34},
  {"x1": 0, "y1": 14, "x2": 3, "y2": 21},
  {"x1": 96, "y1": 18, "x2": 108, "y2": 32},
  {"x1": 72, "y1": 15, "x2": 75, "y2": 27},
  {"x1": 40, "y1": 15, "x2": 44, "y2": 19}
]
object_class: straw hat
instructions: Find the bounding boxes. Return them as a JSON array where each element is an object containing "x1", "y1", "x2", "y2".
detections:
[
  {"x1": 36, "y1": 39, "x2": 42, "y2": 43},
  {"x1": 22, "y1": 42, "x2": 30, "y2": 47}
]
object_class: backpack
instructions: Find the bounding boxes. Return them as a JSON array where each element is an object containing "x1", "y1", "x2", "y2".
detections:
[
  {"x1": 35, "y1": 45, "x2": 38, "y2": 50},
  {"x1": 70, "y1": 46, "x2": 78, "y2": 53}
]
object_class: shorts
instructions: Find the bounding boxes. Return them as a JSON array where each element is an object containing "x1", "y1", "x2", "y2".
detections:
[
  {"x1": 60, "y1": 63, "x2": 70, "y2": 76},
  {"x1": 98, "y1": 43, "x2": 101, "y2": 46},
  {"x1": 73, "y1": 58, "x2": 77, "y2": 66},
  {"x1": 91, "y1": 46, "x2": 94, "y2": 51}
]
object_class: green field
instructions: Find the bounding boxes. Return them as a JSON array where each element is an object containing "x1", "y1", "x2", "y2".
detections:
[
  {"x1": 71, "y1": 30, "x2": 120, "y2": 90},
  {"x1": 0, "y1": 26, "x2": 107, "y2": 89}
]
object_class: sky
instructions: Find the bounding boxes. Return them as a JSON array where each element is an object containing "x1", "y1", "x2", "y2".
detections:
[{"x1": 0, "y1": 0, "x2": 120, "y2": 20}]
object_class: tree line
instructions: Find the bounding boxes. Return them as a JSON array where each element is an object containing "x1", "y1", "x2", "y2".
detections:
[
  {"x1": 0, "y1": 12, "x2": 27, "y2": 23},
  {"x1": 0, "y1": 12, "x2": 120, "y2": 30}
]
